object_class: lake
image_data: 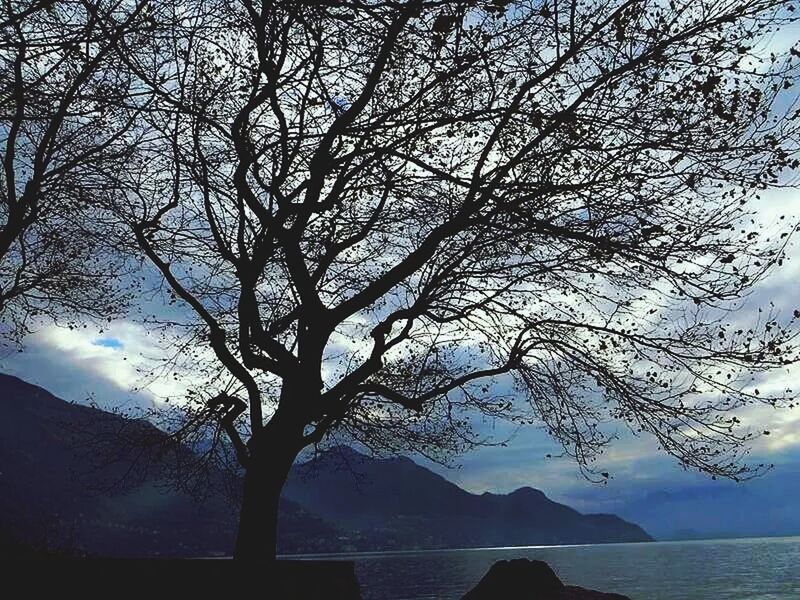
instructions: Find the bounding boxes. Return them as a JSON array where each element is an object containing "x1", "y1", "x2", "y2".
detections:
[{"x1": 293, "y1": 536, "x2": 800, "y2": 599}]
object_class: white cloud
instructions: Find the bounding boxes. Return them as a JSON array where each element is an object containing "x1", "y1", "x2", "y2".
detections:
[{"x1": 0, "y1": 321, "x2": 195, "y2": 412}]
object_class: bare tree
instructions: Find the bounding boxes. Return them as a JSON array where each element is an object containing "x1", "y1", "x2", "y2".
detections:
[
  {"x1": 0, "y1": 0, "x2": 145, "y2": 344},
  {"x1": 103, "y1": 0, "x2": 800, "y2": 559}
]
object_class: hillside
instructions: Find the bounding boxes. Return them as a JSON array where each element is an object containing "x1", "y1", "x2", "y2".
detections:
[
  {"x1": 285, "y1": 446, "x2": 652, "y2": 551},
  {"x1": 0, "y1": 373, "x2": 651, "y2": 556},
  {"x1": 0, "y1": 373, "x2": 333, "y2": 556}
]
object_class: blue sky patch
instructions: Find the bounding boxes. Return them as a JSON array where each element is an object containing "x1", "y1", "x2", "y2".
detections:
[{"x1": 93, "y1": 337, "x2": 123, "y2": 350}]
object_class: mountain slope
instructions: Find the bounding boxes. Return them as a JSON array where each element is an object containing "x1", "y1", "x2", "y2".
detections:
[
  {"x1": 0, "y1": 373, "x2": 336, "y2": 556},
  {"x1": 1, "y1": 373, "x2": 651, "y2": 555},
  {"x1": 284, "y1": 446, "x2": 652, "y2": 550}
]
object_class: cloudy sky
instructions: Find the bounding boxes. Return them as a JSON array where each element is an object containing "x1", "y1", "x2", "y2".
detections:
[
  {"x1": 2, "y1": 143, "x2": 799, "y2": 525},
  {"x1": 2, "y1": 181, "x2": 799, "y2": 517},
  {"x1": 2, "y1": 9, "x2": 799, "y2": 533}
]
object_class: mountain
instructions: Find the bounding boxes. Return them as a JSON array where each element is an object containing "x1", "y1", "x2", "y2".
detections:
[
  {"x1": 0, "y1": 373, "x2": 334, "y2": 556},
  {"x1": 0, "y1": 373, "x2": 651, "y2": 556},
  {"x1": 284, "y1": 445, "x2": 652, "y2": 550},
  {"x1": 614, "y1": 474, "x2": 800, "y2": 541}
]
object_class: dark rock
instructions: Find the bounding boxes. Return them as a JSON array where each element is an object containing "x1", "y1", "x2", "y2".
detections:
[
  {"x1": 462, "y1": 559, "x2": 631, "y2": 600},
  {"x1": 462, "y1": 559, "x2": 564, "y2": 599}
]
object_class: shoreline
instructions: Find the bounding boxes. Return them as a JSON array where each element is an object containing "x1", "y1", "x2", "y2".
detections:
[{"x1": 279, "y1": 534, "x2": 800, "y2": 561}]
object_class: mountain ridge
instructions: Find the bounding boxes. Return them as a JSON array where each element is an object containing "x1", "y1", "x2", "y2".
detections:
[
  {"x1": 285, "y1": 444, "x2": 652, "y2": 550},
  {"x1": 0, "y1": 373, "x2": 652, "y2": 556}
]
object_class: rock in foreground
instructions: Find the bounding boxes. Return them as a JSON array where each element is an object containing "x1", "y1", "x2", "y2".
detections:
[{"x1": 462, "y1": 559, "x2": 631, "y2": 600}]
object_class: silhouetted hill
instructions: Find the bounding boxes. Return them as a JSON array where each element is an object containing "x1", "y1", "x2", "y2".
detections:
[
  {"x1": 1, "y1": 374, "x2": 651, "y2": 556},
  {"x1": 284, "y1": 446, "x2": 652, "y2": 550},
  {"x1": 0, "y1": 373, "x2": 336, "y2": 556}
]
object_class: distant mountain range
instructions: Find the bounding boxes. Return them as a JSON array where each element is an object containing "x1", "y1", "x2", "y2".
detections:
[
  {"x1": 613, "y1": 473, "x2": 800, "y2": 541},
  {"x1": 0, "y1": 373, "x2": 651, "y2": 556},
  {"x1": 285, "y1": 446, "x2": 651, "y2": 551}
]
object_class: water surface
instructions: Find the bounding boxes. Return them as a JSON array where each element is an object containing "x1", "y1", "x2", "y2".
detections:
[{"x1": 295, "y1": 536, "x2": 800, "y2": 599}]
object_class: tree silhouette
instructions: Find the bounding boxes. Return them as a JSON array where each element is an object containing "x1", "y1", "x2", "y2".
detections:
[
  {"x1": 50, "y1": 0, "x2": 800, "y2": 558},
  {"x1": 0, "y1": 0, "x2": 146, "y2": 344}
]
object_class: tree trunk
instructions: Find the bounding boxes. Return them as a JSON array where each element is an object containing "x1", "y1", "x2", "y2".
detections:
[{"x1": 233, "y1": 421, "x2": 303, "y2": 560}]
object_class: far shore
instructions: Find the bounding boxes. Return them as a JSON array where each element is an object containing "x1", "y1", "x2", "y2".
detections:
[{"x1": 277, "y1": 534, "x2": 800, "y2": 560}]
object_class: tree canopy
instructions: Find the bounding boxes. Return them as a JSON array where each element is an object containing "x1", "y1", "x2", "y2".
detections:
[
  {"x1": 0, "y1": 0, "x2": 143, "y2": 344},
  {"x1": 112, "y1": 0, "x2": 799, "y2": 473},
  {"x1": 4, "y1": 0, "x2": 800, "y2": 558}
]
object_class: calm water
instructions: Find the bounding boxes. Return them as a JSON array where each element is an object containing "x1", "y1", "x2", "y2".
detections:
[{"x1": 295, "y1": 537, "x2": 800, "y2": 599}]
